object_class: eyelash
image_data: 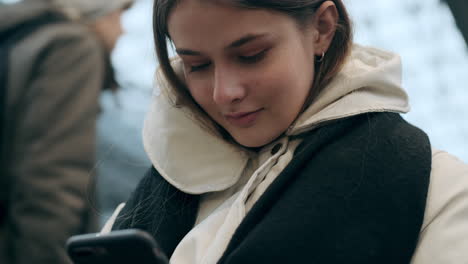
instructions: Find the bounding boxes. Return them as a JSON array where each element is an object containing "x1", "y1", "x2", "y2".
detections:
[
  {"x1": 189, "y1": 49, "x2": 269, "y2": 73},
  {"x1": 239, "y1": 49, "x2": 268, "y2": 64},
  {"x1": 190, "y1": 62, "x2": 211, "y2": 72}
]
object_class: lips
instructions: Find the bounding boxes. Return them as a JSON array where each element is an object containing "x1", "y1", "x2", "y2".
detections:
[{"x1": 224, "y1": 108, "x2": 263, "y2": 127}]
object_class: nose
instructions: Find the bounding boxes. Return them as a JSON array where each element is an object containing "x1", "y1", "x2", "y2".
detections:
[{"x1": 212, "y1": 65, "x2": 246, "y2": 105}]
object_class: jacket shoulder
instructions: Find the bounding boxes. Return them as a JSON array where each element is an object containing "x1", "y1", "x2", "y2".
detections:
[
  {"x1": 298, "y1": 112, "x2": 431, "y2": 168},
  {"x1": 7, "y1": 20, "x2": 104, "y2": 106},
  {"x1": 411, "y1": 149, "x2": 468, "y2": 263}
]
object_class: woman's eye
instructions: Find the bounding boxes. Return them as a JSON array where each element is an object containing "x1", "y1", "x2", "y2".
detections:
[
  {"x1": 190, "y1": 62, "x2": 211, "y2": 72},
  {"x1": 239, "y1": 49, "x2": 268, "y2": 64}
]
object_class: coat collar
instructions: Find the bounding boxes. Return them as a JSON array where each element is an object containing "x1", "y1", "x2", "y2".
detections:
[{"x1": 142, "y1": 44, "x2": 409, "y2": 194}]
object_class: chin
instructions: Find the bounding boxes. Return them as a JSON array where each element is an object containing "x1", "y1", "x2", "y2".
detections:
[{"x1": 232, "y1": 133, "x2": 278, "y2": 148}]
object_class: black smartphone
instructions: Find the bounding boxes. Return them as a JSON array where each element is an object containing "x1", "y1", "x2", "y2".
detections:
[{"x1": 66, "y1": 229, "x2": 169, "y2": 264}]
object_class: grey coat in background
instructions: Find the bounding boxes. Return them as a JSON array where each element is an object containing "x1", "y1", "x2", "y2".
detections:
[{"x1": 0, "y1": 1, "x2": 104, "y2": 263}]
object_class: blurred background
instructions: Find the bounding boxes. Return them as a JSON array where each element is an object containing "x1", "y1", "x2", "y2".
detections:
[{"x1": 4, "y1": 0, "x2": 467, "y2": 223}]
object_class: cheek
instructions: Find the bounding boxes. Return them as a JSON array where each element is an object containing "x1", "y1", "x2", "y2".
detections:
[
  {"x1": 186, "y1": 79, "x2": 215, "y2": 110},
  {"x1": 263, "y1": 64, "x2": 313, "y2": 123},
  {"x1": 251, "y1": 57, "x2": 292, "y2": 93},
  {"x1": 259, "y1": 63, "x2": 307, "y2": 100},
  {"x1": 280, "y1": 54, "x2": 314, "y2": 99}
]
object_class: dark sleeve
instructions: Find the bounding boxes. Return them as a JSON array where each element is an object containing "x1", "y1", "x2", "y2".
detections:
[
  {"x1": 112, "y1": 168, "x2": 161, "y2": 231},
  {"x1": 113, "y1": 167, "x2": 200, "y2": 258}
]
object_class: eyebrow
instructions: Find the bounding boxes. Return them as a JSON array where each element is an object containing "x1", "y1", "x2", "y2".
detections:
[{"x1": 176, "y1": 33, "x2": 268, "y2": 56}]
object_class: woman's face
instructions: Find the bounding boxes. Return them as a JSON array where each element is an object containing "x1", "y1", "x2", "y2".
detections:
[{"x1": 168, "y1": 0, "x2": 318, "y2": 147}]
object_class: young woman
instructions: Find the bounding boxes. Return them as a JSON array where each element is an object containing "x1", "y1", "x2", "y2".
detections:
[{"x1": 108, "y1": 0, "x2": 468, "y2": 263}]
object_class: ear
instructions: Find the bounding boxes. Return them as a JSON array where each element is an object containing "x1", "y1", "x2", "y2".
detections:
[{"x1": 311, "y1": 1, "x2": 339, "y2": 56}]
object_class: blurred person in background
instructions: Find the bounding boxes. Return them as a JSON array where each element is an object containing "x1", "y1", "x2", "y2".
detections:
[{"x1": 0, "y1": 0, "x2": 132, "y2": 263}]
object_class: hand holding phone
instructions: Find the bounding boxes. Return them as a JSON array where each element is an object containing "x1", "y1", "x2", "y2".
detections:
[{"x1": 66, "y1": 229, "x2": 169, "y2": 264}]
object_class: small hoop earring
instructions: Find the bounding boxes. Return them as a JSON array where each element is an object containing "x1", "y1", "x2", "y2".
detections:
[{"x1": 316, "y1": 52, "x2": 325, "y2": 63}]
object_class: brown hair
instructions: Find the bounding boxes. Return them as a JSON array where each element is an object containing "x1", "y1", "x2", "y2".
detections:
[{"x1": 153, "y1": 0, "x2": 353, "y2": 137}]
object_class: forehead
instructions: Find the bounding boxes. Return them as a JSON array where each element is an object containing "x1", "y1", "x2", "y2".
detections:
[{"x1": 167, "y1": 0, "x2": 300, "y2": 49}]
